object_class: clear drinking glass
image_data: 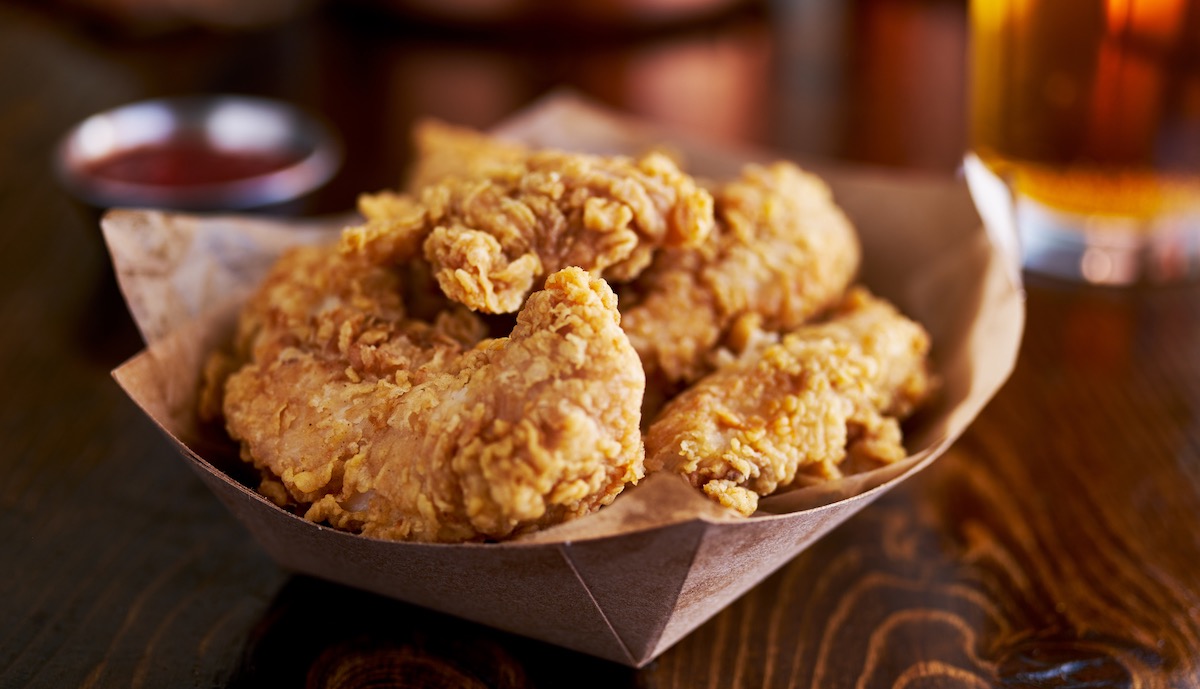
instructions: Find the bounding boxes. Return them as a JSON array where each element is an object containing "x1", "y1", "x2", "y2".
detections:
[{"x1": 965, "y1": 0, "x2": 1200, "y2": 284}]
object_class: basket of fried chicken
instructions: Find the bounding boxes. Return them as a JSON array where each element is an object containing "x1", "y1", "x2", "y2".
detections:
[{"x1": 106, "y1": 94, "x2": 1023, "y2": 666}]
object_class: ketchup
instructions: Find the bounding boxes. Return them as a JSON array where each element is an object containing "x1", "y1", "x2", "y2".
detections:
[{"x1": 83, "y1": 137, "x2": 303, "y2": 187}]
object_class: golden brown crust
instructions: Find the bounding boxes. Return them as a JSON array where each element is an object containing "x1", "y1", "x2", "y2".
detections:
[
  {"x1": 206, "y1": 122, "x2": 936, "y2": 537},
  {"x1": 621, "y1": 162, "x2": 861, "y2": 387},
  {"x1": 340, "y1": 122, "x2": 715, "y2": 314},
  {"x1": 405, "y1": 119, "x2": 529, "y2": 192},
  {"x1": 221, "y1": 260, "x2": 645, "y2": 543},
  {"x1": 644, "y1": 287, "x2": 933, "y2": 516}
]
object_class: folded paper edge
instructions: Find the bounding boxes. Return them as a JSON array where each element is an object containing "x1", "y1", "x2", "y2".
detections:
[{"x1": 555, "y1": 544, "x2": 638, "y2": 666}]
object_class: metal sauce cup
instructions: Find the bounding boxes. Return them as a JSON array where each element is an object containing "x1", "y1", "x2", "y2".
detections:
[{"x1": 57, "y1": 95, "x2": 341, "y2": 211}]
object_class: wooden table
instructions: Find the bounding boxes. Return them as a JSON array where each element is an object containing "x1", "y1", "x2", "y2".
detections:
[{"x1": 3, "y1": 0, "x2": 1198, "y2": 686}]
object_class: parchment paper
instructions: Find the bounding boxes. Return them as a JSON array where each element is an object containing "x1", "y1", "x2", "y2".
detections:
[{"x1": 106, "y1": 92, "x2": 1024, "y2": 666}]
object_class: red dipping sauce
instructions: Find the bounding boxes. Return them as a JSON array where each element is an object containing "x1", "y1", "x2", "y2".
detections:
[
  {"x1": 57, "y1": 96, "x2": 341, "y2": 210},
  {"x1": 83, "y1": 137, "x2": 305, "y2": 187}
]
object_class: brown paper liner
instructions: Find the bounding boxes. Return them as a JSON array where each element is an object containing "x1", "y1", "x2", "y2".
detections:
[{"x1": 105, "y1": 92, "x2": 1024, "y2": 666}]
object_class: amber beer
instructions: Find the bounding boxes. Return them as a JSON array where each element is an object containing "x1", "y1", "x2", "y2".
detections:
[{"x1": 968, "y1": 0, "x2": 1200, "y2": 282}]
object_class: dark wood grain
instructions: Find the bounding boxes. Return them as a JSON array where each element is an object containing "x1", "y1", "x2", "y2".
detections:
[{"x1": 2, "y1": 0, "x2": 1199, "y2": 687}]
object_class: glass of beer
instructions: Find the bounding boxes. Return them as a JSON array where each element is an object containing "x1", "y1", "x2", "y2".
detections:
[{"x1": 965, "y1": 0, "x2": 1200, "y2": 284}]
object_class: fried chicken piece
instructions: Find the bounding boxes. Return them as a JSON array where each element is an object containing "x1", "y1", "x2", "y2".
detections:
[
  {"x1": 230, "y1": 242, "x2": 485, "y2": 364},
  {"x1": 221, "y1": 264, "x2": 645, "y2": 543},
  {"x1": 199, "y1": 243, "x2": 486, "y2": 423},
  {"x1": 341, "y1": 122, "x2": 715, "y2": 313},
  {"x1": 405, "y1": 119, "x2": 528, "y2": 191},
  {"x1": 644, "y1": 287, "x2": 932, "y2": 516},
  {"x1": 620, "y1": 161, "x2": 861, "y2": 386}
]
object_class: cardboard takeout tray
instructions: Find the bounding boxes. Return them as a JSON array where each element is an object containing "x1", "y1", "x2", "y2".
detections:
[{"x1": 105, "y1": 94, "x2": 1024, "y2": 667}]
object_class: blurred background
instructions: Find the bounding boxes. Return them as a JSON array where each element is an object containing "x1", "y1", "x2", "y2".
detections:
[{"x1": 3, "y1": 0, "x2": 968, "y2": 215}]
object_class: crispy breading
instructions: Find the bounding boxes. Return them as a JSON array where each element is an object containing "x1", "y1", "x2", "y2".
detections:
[
  {"x1": 340, "y1": 122, "x2": 715, "y2": 313},
  {"x1": 405, "y1": 119, "x2": 529, "y2": 191},
  {"x1": 220, "y1": 260, "x2": 645, "y2": 543},
  {"x1": 206, "y1": 121, "x2": 936, "y2": 535},
  {"x1": 644, "y1": 288, "x2": 932, "y2": 516},
  {"x1": 620, "y1": 161, "x2": 861, "y2": 387},
  {"x1": 230, "y1": 243, "x2": 485, "y2": 366}
]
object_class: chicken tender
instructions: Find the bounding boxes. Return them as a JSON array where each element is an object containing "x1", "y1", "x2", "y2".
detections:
[
  {"x1": 341, "y1": 123, "x2": 715, "y2": 313},
  {"x1": 644, "y1": 288, "x2": 932, "y2": 516},
  {"x1": 405, "y1": 119, "x2": 529, "y2": 191},
  {"x1": 198, "y1": 243, "x2": 486, "y2": 423},
  {"x1": 230, "y1": 243, "x2": 484, "y2": 365},
  {"x1": 621, "y1": 162, "x2": 861, "y2": 387},
  {"x1": 203, "y1": 118, "x2": 935, "y2": 535},
  {"x1": 219, "y1": 260, "x2": 646, "y2": 543}
]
